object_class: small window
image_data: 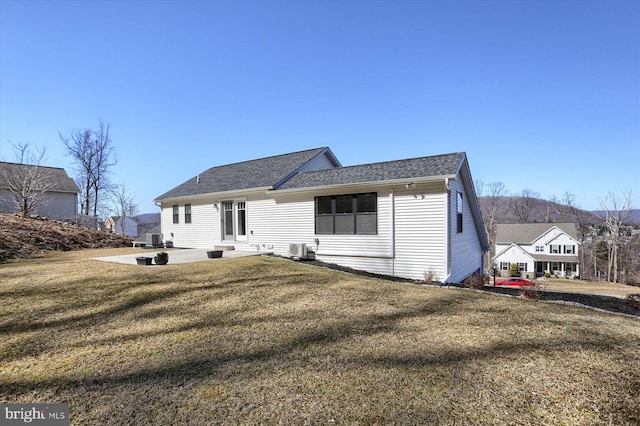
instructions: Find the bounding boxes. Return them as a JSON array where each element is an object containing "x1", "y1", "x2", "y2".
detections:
[
  {"x1": 535, "y1": 245, "x2": 544, "y2": 252},
  {"x1": 184, "y1": 204, "x2": 192, "y2": 224},
  {"x1": 456, "y1": 192, "x2": 463, "y2": 233},
  {"x1": 500, "y1": 262, "x2": 509, "y2": 271},
  {"x1": 564, "y1": 245, "x2": 575, "y2": 254},
  {"x1": 550, "y1": 245, "x2": 560, "y2": 254},
  {"x1": 518, "y1": 262, "x2": 528, "y2": 272},
  {"x1": 172, "y1": 205, "x2": 179, "y2": 224}
]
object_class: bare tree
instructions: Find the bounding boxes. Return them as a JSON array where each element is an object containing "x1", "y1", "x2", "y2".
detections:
[
  {"x1": 0, "y1": 142, "x2": 55, "y2": 218},
  {"x1": 110, "y1": 183, "x2": 138, "y2": 236},
  {"x1": 477, "y1": 181, "x2": 508, "y2": 256},
  {"x1": 510, "y1": 189, "x2": 541, "y2": 223},
  {"x1": 60, "y1": 119, "x2": 116, "y2": 217},
  {"x1": 597, "y1": 190, "x2": 633, "y2": 283},
  {"x1": 91, "y1": 120, "x2": 116, "y2": 217}
]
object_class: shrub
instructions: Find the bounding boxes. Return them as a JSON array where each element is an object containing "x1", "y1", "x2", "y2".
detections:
[
  {"x1": 520, "y1": 283, "x2": 544, "y2": 301},
  {"x1": 465, "y1": 273, "x2": 487, "y2": 290},
  {"x1": 544, "y1": 272, "x2": 551, "y2": 278},
  {"x1": 626, "y1": 294, "x2": 640, "y2": 311},
  {"x1": 508, "y1": 263, "x2": 521, "y2": 277},
  {"x1": 423, "y1": 268, "x2": 440, "y2": 284}
]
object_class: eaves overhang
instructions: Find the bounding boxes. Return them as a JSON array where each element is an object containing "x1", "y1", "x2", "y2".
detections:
[
  {"x1": 267, "y1": 174, "x2": 457, "y2": 195},
  {"x1": 154, "y1": 186, "x2": 273, "y2": 204}
]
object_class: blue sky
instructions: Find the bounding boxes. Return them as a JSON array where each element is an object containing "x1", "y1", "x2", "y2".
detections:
[{"x1": 1, "y1": 0, "x2": 638, "y2": 214}]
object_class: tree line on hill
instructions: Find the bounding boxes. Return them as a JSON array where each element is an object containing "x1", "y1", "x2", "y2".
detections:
[{"x1": 476, "y1": 181, "x2": 638, "y2": 285}]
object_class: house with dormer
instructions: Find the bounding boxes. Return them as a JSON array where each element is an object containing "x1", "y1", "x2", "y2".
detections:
[
  {"x1": 493, "y1": 223, "x2": 580, "y2": 278},
  {"x1": 154, "y1": 147, "x2": 489, "y2": 282}
]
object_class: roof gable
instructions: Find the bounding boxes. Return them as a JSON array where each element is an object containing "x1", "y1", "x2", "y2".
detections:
[
  {"x1": 154, "y1": 147, "x2": 339, "y2": 201},
  {"x1": 277, "y1": 152, "x2": 465, "y2": 190},
  {"x1": 496, "y1": 223, "x2": 578, "y2": 244},
  {"x1": 0, "y1": 162, "x2": 79, "y2": 193},
  {"x1": 494, "y1": 243, "x2": 536, "y2": 261}
]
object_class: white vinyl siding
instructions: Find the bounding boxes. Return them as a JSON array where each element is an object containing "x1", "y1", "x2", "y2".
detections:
[
  {"x1": 492, "y1": 244, "x2": 535, "y2": 278},
  {"x1": 448, "y1": 179, "x2": 484, "y2": 283},
  {"x1": 162, "y1": 200, "x2": 220, "y2": 249},
  {"x1": 249, "y1": 191, "x2": 393, "y2": 264},
  {"x1": 158, "y1": 171, "x2": 485, "y2": 282},
  {"x1": 393, "y1": 187, "x2": 448, "y2": 281}
]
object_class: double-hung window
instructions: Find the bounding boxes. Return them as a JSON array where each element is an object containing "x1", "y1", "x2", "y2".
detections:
[
  {"x1": 315, "y1": 192, "x2": 377, "y2": 235},
  {"x1": 184, "y1": 204, "x2": 192, "y2": 224},
  {"x1": 172, "y1": 205, "x2": 179, "y2": 224}
]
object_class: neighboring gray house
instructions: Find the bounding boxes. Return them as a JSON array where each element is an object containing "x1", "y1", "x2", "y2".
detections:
[
  {"x1": 154, "y1": 147, "x2": 489, "y2": 283},
  {"x1": 0, "y1": 161, "x2": 79, "y2": 220},
  {"x1": 493, "y1": 223, "x2": 580, "y2": 278}
]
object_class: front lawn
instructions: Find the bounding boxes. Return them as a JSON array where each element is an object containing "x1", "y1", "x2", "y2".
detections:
[{"x1": 1, "y1": 249, "x2": 639, "y2": 424}]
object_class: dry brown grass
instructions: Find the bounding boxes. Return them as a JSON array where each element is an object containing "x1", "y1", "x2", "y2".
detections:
[{"x1": 1, "y1": 249, "x2": 639, "y2": 425}]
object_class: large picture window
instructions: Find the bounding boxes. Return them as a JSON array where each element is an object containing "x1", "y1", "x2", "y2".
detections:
[{"x1": 315, "y1": 192, "x2": 377, "y2": 235}]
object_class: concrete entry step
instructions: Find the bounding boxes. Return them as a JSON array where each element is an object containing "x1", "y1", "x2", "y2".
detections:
[{"x1": 214, "y1": 245, "x2": 235, "y2": 251}]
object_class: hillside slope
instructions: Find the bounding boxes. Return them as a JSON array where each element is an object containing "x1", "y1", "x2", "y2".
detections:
[{"x1": 0, "y1": 213, "x2": 132, "y2": 261}]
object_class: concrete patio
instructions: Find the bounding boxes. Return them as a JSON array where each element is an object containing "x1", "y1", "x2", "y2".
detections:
[{"x1": 93, "y1": 248, "x2": 269, "y2": 266}]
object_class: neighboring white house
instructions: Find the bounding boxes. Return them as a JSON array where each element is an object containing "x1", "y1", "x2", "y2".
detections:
[
  {"x1": 105, "y1": 216, "x2": 139, "y2": 238},
  {"x1": 154, "y1": 147, "x2": 489, "y2": 283},
  {"x1": 0, "y1": 161, "x2": 79, "y2": 220},
  {"x1": 493, "y1": 223, "x2": 580, "y2": 278}
]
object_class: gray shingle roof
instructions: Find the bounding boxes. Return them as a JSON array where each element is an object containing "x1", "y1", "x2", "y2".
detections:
[
  {"x1": 0, "y1": 162, "x2": 79, "y2": 193},
  {"x1": 277, "y1": 152, "x2": 465, "y2": 190},
  {"x1": 155, "y1": 147, "x2": 332, "y2": 200},
  {"x1": 495, "y1": 223, "x2": 578, "y2": 244}
]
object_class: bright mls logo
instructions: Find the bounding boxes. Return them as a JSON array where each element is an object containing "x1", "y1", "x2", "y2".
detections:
[{"x1": 1, "y1": 404, "x2": 68, "y2": 425}]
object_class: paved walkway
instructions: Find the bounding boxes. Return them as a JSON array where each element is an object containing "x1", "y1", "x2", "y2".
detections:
[{"x1": 93, "y1": 248, "x2": 269, "y2": 266}]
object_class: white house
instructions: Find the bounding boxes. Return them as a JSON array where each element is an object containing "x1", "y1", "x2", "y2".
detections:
[
  {"x1": 493, "y1": 223, "x2": 580, "y2": 278},
  {"x1": 154, "y1": 147, "x2": 489, "y2": 283},
  {"x1": 0, "y1": 161, "x2": 79, "y2": 220},
  {"x1": 104, "y1": 216, "x2": 139, "y2": 238}
]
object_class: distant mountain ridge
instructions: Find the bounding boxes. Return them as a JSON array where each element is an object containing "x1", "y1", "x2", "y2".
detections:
[
  {"x1": 590, "y1": 209, "x2": 640, "y2": 225},
  {"x1": 478, "y1": 196, "x2": 639, "y2": 225}
]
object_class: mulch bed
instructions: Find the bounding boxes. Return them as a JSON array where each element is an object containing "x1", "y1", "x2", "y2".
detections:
[{"x1": 477, "y1": 285, "x2": 640, "y2": 317}]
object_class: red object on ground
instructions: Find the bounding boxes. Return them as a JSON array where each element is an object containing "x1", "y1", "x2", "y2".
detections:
[{"x1": 495, "y1": 277, "x2": 536, "y2": 287}]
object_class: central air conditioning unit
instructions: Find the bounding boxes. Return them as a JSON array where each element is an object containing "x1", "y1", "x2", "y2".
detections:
[{"x1": 288, "y1": 243, "x2": 307, "y2": 259}]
